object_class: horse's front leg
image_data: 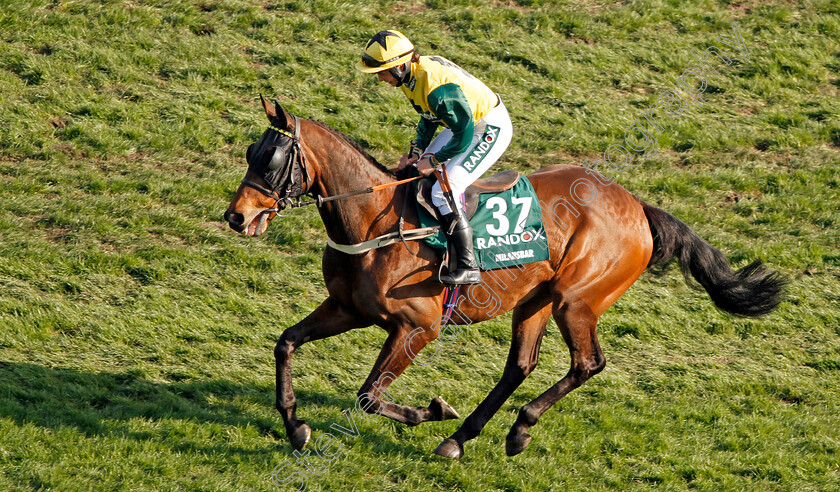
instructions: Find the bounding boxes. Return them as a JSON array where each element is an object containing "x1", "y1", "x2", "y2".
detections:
[
  {"x1": 356, "y1": 319, "x2": 460, "y2": 426},
  {"x1": 275, "y1": 297, "x2": 370, "y2": 450}
]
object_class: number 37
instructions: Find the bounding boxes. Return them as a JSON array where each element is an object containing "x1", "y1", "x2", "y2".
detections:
[{"x1": 485, "y1": 196, "x2": 532, "y2": 236}]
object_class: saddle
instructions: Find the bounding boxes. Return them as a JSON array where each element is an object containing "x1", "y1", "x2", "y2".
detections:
[{"x1": 415, "y1": 169, "x2": 521, "y2": 222}]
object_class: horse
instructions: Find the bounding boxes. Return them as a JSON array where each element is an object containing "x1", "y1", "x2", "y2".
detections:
[{"x1": 223, "y1": 97, "x2": 786, "y2": 459}]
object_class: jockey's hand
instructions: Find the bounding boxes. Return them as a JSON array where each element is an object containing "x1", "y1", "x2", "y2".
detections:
[
  {"x1": 416, "y1": 157, "x2": 436, "y2": 177},
  {"x1": 397, "y1": 154, "x2": 418, "y2": 170}
]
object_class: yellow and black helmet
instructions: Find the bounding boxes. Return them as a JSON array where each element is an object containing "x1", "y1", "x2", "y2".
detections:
[{"x1": 356, "y1": 30, "x2": 415, "y2": 74}]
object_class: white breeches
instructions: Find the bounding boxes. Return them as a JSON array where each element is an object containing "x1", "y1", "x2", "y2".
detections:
[{"x1": 423, "y1": 97, "x2": 513, "y2": 215}]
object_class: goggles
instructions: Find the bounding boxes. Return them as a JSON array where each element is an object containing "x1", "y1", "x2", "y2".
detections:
[{"x1": 361, "y1": 49, "x2": 414, "y2": 68}]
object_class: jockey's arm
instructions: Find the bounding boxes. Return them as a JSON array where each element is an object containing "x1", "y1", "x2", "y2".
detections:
[
  {"x1": 415, "y1": 117, "x2": 439, "y2": 152},
  {"x1": 427, "y1": 83, "x2": 475, "y2": 163}
]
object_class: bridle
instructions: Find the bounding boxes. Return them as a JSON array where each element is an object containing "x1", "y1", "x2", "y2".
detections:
[{"x1": 239, "y1": 115, "x2": 318, "y2": 217}]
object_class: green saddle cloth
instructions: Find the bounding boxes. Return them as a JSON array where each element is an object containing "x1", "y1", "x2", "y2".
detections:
[{"x1": 415, "y1": 176, "x2": 550, "y2": 271}]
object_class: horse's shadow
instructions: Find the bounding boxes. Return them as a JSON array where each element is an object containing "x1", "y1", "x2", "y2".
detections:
[{"x1": 0, "y1": 361, "x2": 429, "y2": 459}]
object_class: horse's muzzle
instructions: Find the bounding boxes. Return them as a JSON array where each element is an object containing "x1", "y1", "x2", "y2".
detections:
[{"x1": 224, "y1": 209, "x2": 246, "y2": 233}]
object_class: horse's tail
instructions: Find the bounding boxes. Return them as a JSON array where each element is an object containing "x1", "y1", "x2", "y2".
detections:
[{"x1": 641, "y1": 201, "x2": 786, "y2": 317}]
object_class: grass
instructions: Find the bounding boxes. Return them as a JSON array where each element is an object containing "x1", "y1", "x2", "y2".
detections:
[{"x1": 1, "y1": 0, "x2": 839, "y2": 490}]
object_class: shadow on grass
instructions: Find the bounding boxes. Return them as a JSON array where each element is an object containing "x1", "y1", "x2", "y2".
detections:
[
  {"x1": 0, "y1": 361, "x2": 272, "y2": 448},
  {"x1": 0, "y1": 361, "x2": 435, "y2": 459}
]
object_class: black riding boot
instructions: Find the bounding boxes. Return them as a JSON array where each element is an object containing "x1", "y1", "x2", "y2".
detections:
[{"x1": 439, "y1": 211, "x2": 482, "y2": 285}]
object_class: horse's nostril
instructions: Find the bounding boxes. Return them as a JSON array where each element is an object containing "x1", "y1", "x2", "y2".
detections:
[
  {"x1": 226, "y1": 211, "x2": 245, "y2": 230},
  {"x1": 223, "y1": 210, "x2": 232, "y2": 223}
]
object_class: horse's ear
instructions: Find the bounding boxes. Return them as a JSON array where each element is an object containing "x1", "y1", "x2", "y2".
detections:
[
  {"x1": 274, "y1": 101, "x2": 292, "y2": 130},
  {"x1": 260, "y1": 94, "x2": 276, "y2": 120},
  {"x1": 259, "y1": 94, "x2": 293, "y2": 130}
]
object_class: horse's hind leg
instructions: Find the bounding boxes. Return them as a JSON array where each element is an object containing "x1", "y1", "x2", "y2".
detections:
[
  {"x1": 275, "y1": 297, "x2": 371, "y2": 450},
  {"x1": 506, "y1": 295, "x2": 605, "y2": 456},
  {"x1": 433, "y1": 294, "x2": 553, "y2": 459}
]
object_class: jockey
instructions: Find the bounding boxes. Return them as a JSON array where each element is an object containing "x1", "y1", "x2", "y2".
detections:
[{"x1": 356, "y1": 30, "x2": 513, "y2": 285}]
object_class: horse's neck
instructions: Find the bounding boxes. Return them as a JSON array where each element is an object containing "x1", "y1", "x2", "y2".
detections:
[{"x1": 307, "y1": 125, "x2": 401, "y2": 246}]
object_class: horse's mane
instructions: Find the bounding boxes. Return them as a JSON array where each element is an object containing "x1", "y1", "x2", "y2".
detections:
[{"x1": 308, "y1": 119, "x2": 395, "y2": 177}]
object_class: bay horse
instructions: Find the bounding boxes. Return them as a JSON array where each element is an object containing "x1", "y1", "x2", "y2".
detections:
[{"x1": 224, "y1": 98, "x2": 785, "y2": 459}]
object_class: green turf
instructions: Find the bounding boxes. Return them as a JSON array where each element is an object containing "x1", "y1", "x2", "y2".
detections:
[{"x1": 1, "y1": 0, "x2": 839, "y2": 490}]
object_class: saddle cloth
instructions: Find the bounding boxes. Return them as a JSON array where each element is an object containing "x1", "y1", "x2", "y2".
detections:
[{"x1": 414, "y1": 170, "x2": 550, "y2": 271}]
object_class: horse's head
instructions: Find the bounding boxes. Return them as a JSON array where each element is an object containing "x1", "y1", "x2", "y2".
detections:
[{"x1": 224, "y1": 96, "x2": 311, "y2": 236}]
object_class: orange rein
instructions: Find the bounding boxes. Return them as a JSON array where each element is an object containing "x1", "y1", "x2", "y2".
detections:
[{"x1": 370, "y1": 173, "x2": 424, "y2": 192}]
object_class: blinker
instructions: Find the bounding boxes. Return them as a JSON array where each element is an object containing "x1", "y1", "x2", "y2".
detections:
[
  {"x1": 241, "y1": 115, "x2": 307, "y2": 204},
  {"x1": 268, "y1": 146, "x2": 285, "y2": 171},
  {"x1": 246, "y1": 143, "x2": 256, "y2": 165}
]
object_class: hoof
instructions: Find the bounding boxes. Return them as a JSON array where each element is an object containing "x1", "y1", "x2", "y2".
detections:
[
  {"x1": 433, "y1": 438, "x2": 464, "y2": 459},
  {"x1": 505, "y1": 429, "x2": 532, "y2": 457},
  {"x1": 289, "y1": 421, "x2": 311, "y2": 451},
  {"x1": 430, "y1": 396, "x2": 460, "y2": 421}
]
